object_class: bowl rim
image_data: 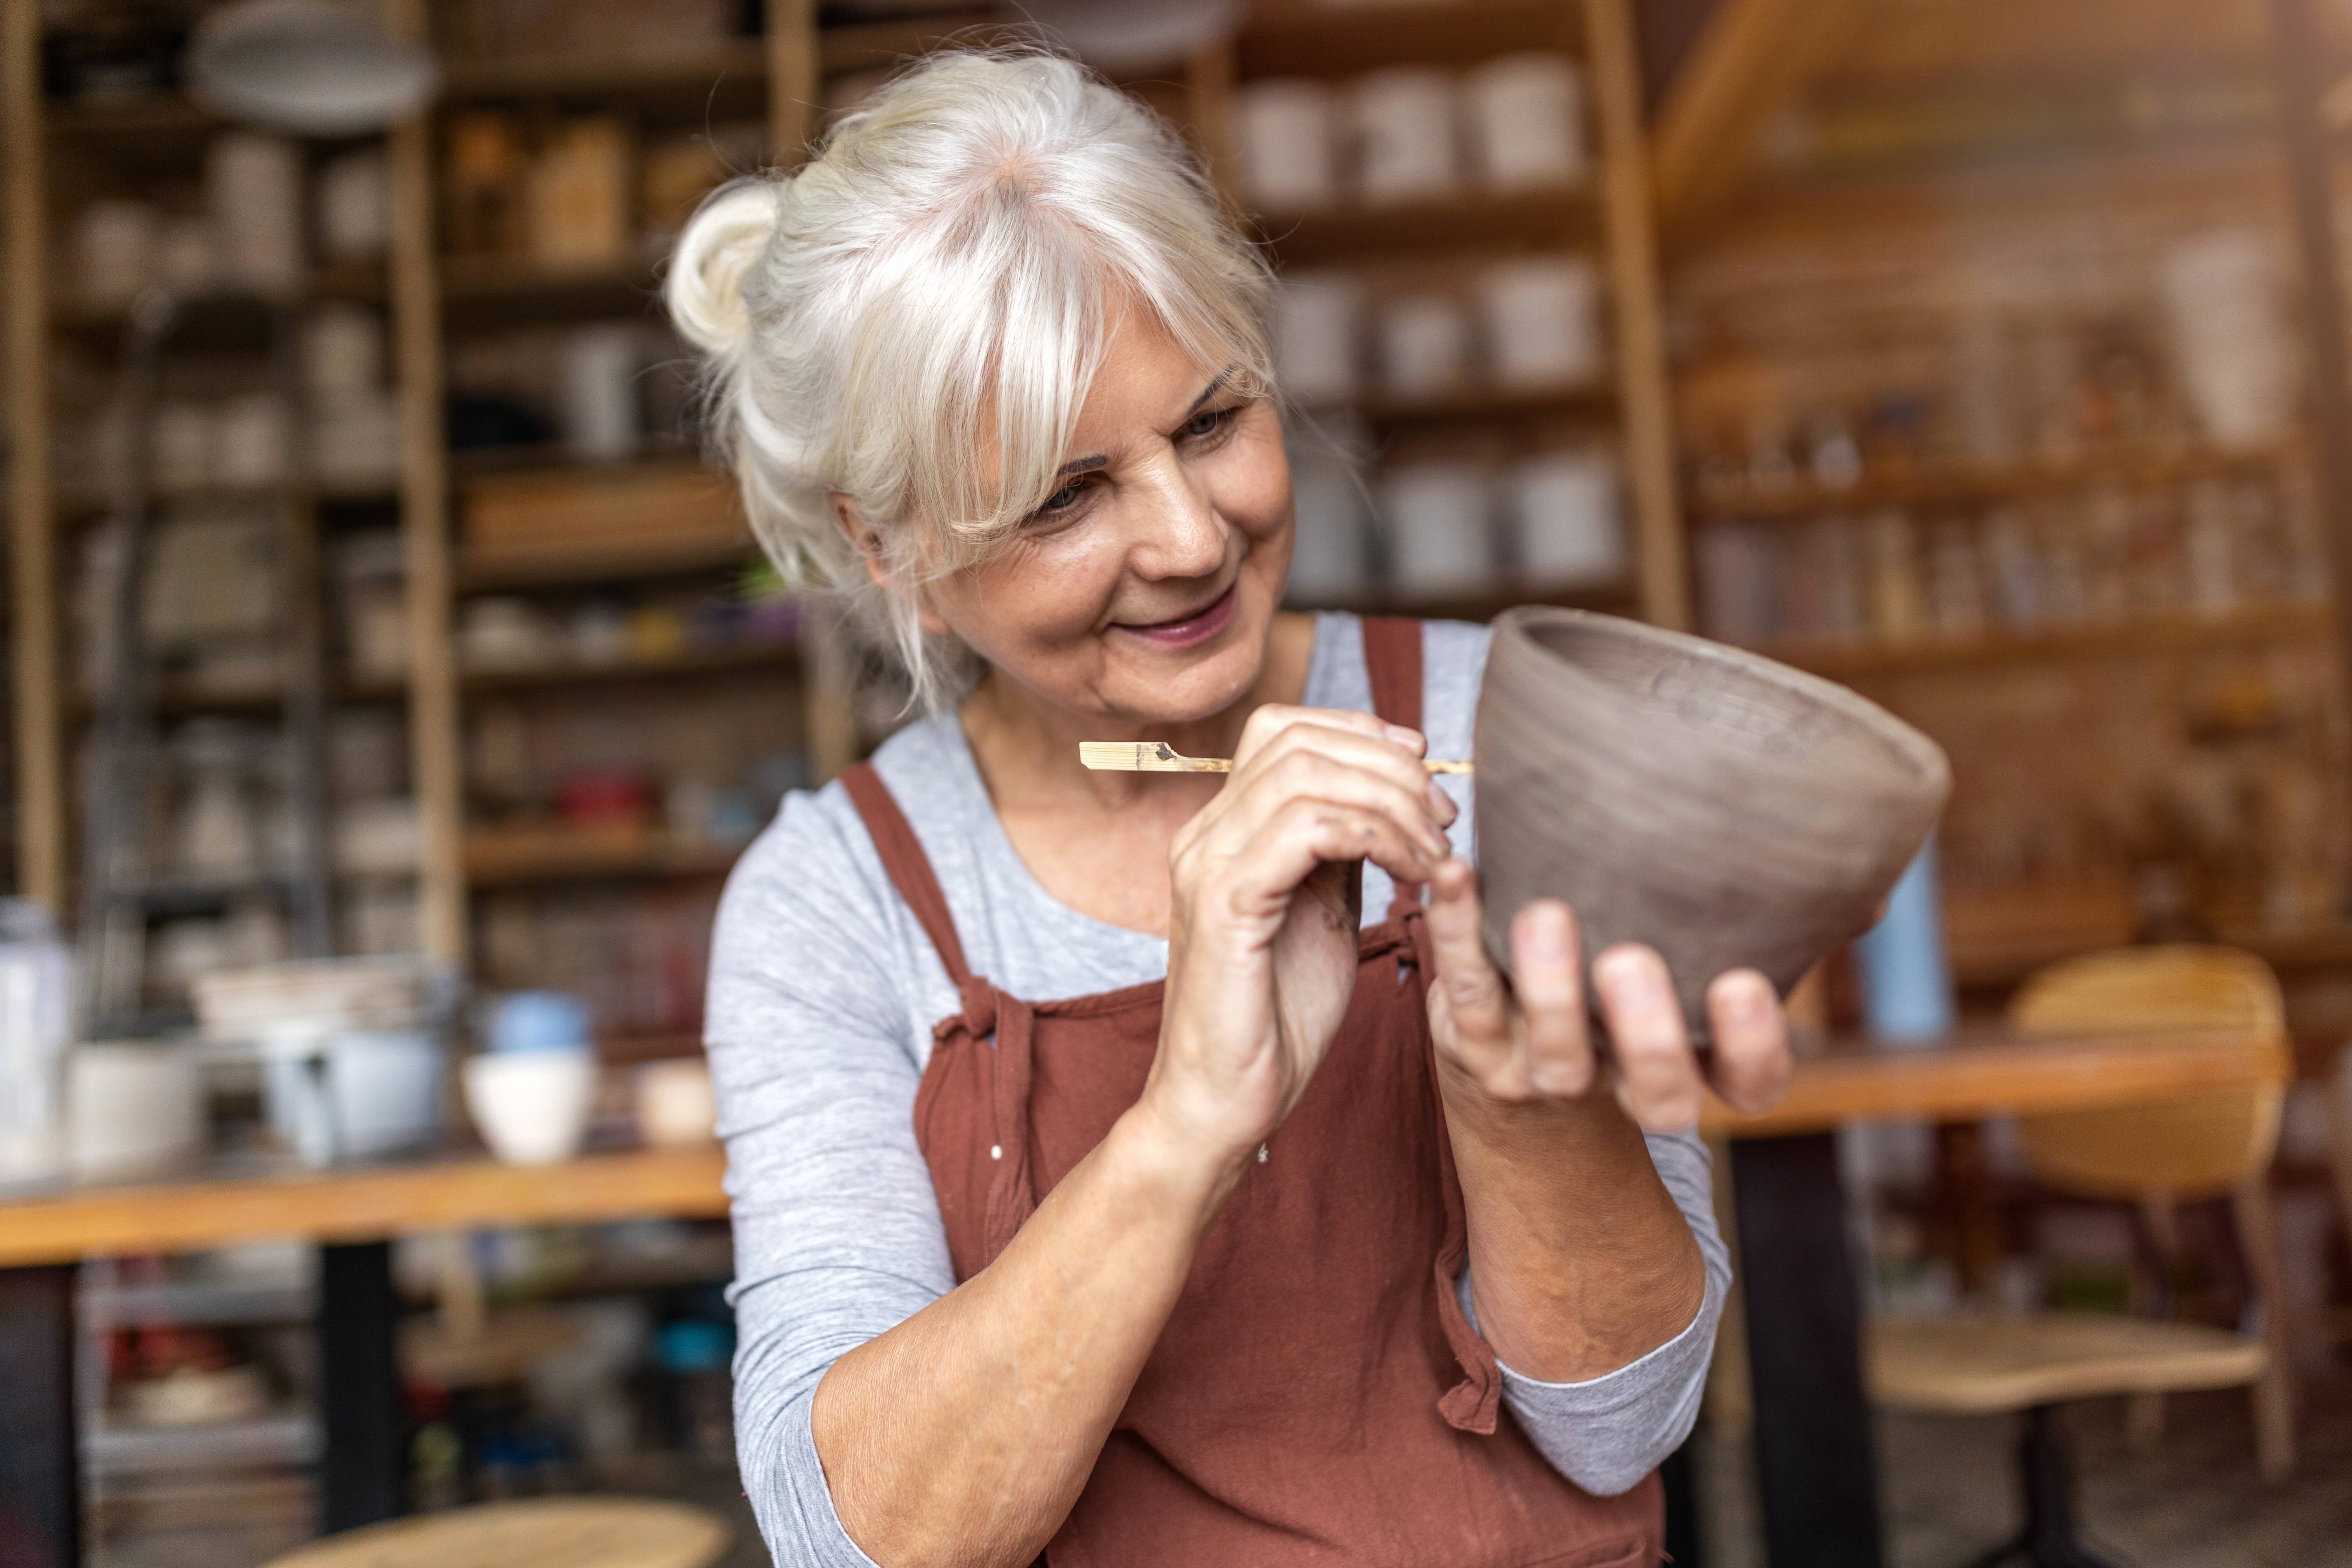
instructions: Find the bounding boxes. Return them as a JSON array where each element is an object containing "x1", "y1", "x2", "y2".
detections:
[{"x1": 1488, "y1": 606, "x2": 1952, "y2": 792}]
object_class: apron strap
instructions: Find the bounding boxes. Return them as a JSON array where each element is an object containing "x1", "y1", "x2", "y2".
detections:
[
  {"x1": 1360, "y1": 616, "x2": 1424, "y2": 733},
  {"x1": 841, "y1": 760, "x2": 978, "y2": 992}
]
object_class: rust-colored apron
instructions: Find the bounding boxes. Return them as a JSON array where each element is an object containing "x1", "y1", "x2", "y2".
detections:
[{"x1": 840, "y1": 617, "x2": 1663, "y2": 1567}]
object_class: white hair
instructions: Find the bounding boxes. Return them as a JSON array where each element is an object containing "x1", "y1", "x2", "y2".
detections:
[{"x1": 664, "y1": 47, "x2": 1277, "y2": 709}]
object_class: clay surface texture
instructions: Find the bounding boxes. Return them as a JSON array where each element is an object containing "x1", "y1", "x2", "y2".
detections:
[{"x1": 1473, "y1": 608, "x2": 1951, "y2": 1040}]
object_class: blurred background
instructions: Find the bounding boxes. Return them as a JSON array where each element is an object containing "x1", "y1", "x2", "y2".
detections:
[{"x1": 4, "y1": 0, "x2": 2352, "y2": 1566}]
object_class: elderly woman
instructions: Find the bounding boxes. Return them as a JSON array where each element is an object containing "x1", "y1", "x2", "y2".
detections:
[{"x1": 670, "y1": 49, "x2": 1791, "y2": 1568}]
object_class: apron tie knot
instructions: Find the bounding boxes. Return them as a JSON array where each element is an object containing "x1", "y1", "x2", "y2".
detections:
[{"x1": 957, "y1": 976, "x2": 999, "y2": 1041}]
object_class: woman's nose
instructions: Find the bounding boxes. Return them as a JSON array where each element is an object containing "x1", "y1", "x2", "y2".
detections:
[{"x1": 1128, "y1": 453, "x2": 1227, "y2": 579}]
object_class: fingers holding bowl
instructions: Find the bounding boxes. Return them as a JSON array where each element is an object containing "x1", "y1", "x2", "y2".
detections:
[
  {"x1": 1592, "y1": 944, "x2": 1704, "y2": 1132},
  {"x1": 1704, "y1": 968, "x2": 1793, "y2": 1114}
]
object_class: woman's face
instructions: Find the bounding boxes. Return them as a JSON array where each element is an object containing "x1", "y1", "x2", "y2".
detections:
[{"x1": 886, "y1": 308, "x2": 1294, "y2": 725}]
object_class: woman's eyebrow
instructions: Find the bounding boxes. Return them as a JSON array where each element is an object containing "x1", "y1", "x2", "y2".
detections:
[
  {"x1": 1054, "y1": 369, "x2": 1240, "y2": 476},
  {"x1": 1184, "y1": 368, "x2": 1237, "y2": 418}
]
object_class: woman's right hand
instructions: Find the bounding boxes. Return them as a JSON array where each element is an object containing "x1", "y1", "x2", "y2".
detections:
[{"x1": 1139, "y1": 706, "x2": 1456, "y2": 1170}]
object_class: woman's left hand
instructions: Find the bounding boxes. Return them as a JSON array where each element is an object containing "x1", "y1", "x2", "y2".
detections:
[{"x1": 1422, "y1": 856, "x2": 1793, "y2": 1131}]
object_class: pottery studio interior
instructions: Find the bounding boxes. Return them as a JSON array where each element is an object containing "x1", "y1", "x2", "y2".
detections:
[{"x1": 11, "y1": 0, "x2": 2352, "y2": 1566}]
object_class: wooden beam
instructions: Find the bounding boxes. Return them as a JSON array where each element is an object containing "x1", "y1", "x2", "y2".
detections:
[
  {"x1": 4, "y1": 0, "x2": 64, "y2": 913},
  {"x1": 1651, "y1": 0, "x2": 1867, "y2": 243},
  {"x1": 2266, "y1": 0, "x2": 2352, "y2": 748},
  {"x1": 386, "y1": 0, "x2": 467, "y2": 967},
  {"x1": 768, "y1": 0, "x2": 818, "y2": 164},
  {"x1": 1583, "y1": 0, "x2": 1690, "y2": 629}
]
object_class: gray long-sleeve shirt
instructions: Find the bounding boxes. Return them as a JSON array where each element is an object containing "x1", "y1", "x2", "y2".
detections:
[{"x1": 706, "y1": 613, "x2": 1731, "y2": 1566}]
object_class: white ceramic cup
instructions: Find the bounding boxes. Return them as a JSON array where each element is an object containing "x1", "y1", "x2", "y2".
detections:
[
  {"x1": 464, "y1": 1049, "x2": 598, "y2": 1166},
  {"x1": 1352, "y1": 68, "x2": 1459, "y2": 203},
  {"x1": 1479, "y1": 257, "x2": 1604, "y2": 388},
  {"x1": 328, "y1": 1029, "x2": 444, "y2": 1159},
  {"x1": 635, "y1": 1058, "x2": 719, "y2": 1149},
  {"x1": 1378, "y1": 295, "x2": 1472, "y2": 396},
  {"x1": 1463, "y1": 54, "x2": 1587, "y2": 191},
  {"x1": 70, "y1": 1043, "x2": 204, "y2": 1183},
  {"x1": 1272, "y1": 273, "x2": 1361, "y2": 406},
  {"x1": 1382, "y1": 462, "x2": 1493, "y2": 596},
  {"x1": 1236, "y1": 79, "x2": 1337, "y2": 211},
  {"x1": 1506, "y1": 449, "x2": 1625, "y2": 586}
]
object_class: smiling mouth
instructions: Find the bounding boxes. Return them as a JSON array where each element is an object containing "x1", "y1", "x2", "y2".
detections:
[{"x1": 1118, "y1": 581, "x2": 1240, "y2": 648}]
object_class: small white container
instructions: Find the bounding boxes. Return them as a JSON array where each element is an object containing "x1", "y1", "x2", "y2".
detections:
[
  {"x1": 69, "y1": 1043, "x2": 204, "y2": 1183},
  {"x1": 1236, "y1": 79, "x2": 1338, "y2": 211},
  {"x1": 1506, "y1": 449, "x2": 1624, "y2": 586},
  {"x1": 1272, "y1": 273, "x2": 1360, "y2": 405},
  {"x1": 1284, "y1": 436, "x2": 1372, "y2": 603},
  {"x1": 327, "y1": 1028, "x2": 443, "y2": 1159},
  {"x1": 315, "y1": 148, "x2": 391, "y2": 261},
  {"x1": 1381, "y1": 462, "x2": 1493, "y2": 596},
  {"x1": 215, "y1": 393, "x2": 292, "y2": 486},
  {"x1": 207, "y1": 131, "x2": 304, "y2": 294},
  {"x1": 636, "y1": 1059, "x2": 718, "y2": 1149},
  {"x1": 72, "y1": 201, "x2": 161, "y2": 306},
  {"x1": 304, "y1": 307, "x2": 384, "y2": 404},
  {"x1": 561, "y1": 325, "x2": 643, "y2": 463},
  {"x1": 1378, "y1": 295, "x2": 1472, "y2": 397},
  {"x1": 1479, "y1": 257, "x2": 1604, "y2": 388},
  {"x1": 1352, "y1": 68, "x2": 1459, "y2": 204},
  {"x1": 465, "y1": 1049, "x2": 599, "y2": 1167},
  {"x1": 1463, "y1": 54, "x2": 1587, "y2": 191}
]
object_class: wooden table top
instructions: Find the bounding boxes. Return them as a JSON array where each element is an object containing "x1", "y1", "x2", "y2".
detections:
[
  {"x1": 0, "y1": 1026, "x2": 2284, "y2": 1266},
  {"x1": 0, "y1": 1144, "x2": 728, "y2": 1268},
  {"x1": 1700, "y1": 1024, "x2": 2287, "y2": 1139}
]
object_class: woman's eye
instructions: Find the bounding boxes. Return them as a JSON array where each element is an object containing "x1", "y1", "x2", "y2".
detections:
[
  {"x1": 1183, "y1": 408, "x2": 1228, "y2": 439},
  {"x1": 1039, "y1": 479, "x2": 1086, "y2": 513}
]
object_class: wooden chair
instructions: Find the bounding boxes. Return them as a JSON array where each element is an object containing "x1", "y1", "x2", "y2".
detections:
[
  {"x1": 1868, "y1": 945, "x2": 2295, "y2": 1568},
  {"x1": 258, "y1": 1497, "x2": 730, "y2": 1568}
]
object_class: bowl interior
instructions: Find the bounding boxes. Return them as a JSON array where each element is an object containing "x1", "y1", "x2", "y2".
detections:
[{"x1": 1517, "y1": 613, "x2": 1939, "y2": 794}]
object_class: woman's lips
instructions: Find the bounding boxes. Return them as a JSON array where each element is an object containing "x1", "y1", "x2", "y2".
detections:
[{"x1": 1118, "y1": 582, "x2": 1240, "y2": 649}]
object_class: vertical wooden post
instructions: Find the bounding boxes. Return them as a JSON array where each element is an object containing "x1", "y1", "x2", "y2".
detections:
[
  {"x1": 2266, "y1": 0, "x2": 2352, "y2": 699},
  {"x1": 1582, "y1": 0, "x2": 1690, "y2": 630},
  {"x1": 766, "y1": 0, "x2": 817, "y2": 165},
  {"x1": 5, "y1": 0, "x2": 65, "y2": 913},
  {"x1": 386, "y1": 0, "x2": 467, "y2": 967}
]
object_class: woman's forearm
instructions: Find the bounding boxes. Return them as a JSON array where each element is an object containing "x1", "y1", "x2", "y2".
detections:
[
  {"x1": 1439, "y1": 1069, "x2": 1706, "y2": 1385},
  {"x1": 810, "y1": 1103, "x2": 1242, "y2": 1568}
]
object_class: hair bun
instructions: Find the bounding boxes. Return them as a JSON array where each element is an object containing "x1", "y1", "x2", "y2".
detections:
[{"x1": 665, "y1": 177, "x2": 782, "y2": 358}]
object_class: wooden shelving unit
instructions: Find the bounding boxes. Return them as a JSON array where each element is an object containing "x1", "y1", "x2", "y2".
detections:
[
  {"x1": 1657, "y1": 0, "x2": 2352, "y2": 1017},
  {"x1": 1219, "y1": 0, "x2": 1689, "y2": 629}
]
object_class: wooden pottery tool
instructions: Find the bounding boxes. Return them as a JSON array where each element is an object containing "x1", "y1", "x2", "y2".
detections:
[{"x1": 1081, "y1": 741, "x2": 1473, "y2": 775}]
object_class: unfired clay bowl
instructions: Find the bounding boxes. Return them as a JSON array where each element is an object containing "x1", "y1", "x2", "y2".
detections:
[{"x1": 1474, "y1": 607, "x2": 1951, "y2": 1039}]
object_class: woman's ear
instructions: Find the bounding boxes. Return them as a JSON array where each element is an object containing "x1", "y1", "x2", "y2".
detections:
[
  {"x1": 831, "y1": 493, "x2": 953, "y2": 639},
  {"x1": 831, "y1": 493, "x2": 892, "y2": 593}
]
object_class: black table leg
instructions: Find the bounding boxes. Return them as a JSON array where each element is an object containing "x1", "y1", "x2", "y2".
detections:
[
  {"x1": 1661, "y1": 1437, "x2": 1704, "y2": 1568},
  {"x1": 0, "y1": 1264, "x2": 80, "y2": 1568},
  {"x1": 1731, "y1": 1133, "x2": 1885, "y2": 1568},
  {"x1": 318, "y1": 1241, "x2": 404, "y2": 1534}
]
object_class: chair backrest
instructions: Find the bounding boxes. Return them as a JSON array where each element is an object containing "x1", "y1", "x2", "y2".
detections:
[{"x1": 2008, "y1": 945, "x2": 2289, "y2": 1201}]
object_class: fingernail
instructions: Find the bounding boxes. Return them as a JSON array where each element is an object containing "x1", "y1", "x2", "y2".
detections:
[
  {"x1": 1426, "y1": 782, "x2": 1458, "y2": 822},
  {"x1": 1730, "y1": 976, "x2": 1771, "y2": 1021},
  {"x1": 1385, "y1": 723, "x2": 1423, "y2": 750}
]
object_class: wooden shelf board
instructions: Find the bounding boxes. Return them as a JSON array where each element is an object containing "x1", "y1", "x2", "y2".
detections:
[
  {"x1": 461, "y1": 640, "x2": 799, "y2": 692},
  {"x1": 1301, "y1": 575, "x2": 1634, "y2": 623},
  {"x1": 456, "y1": 539, "x2": 756, "y2": 591},
  {"x1": 1701, "y1": 1024, "x2": 2285, "y2": 1139},
  {"x1": 1351, "y1": 379, "x2": 1613, "y2": 425},
  {"x1": 1238, "y1": 0, "x2": 1581, "y2": 78},
  {"x1": 462, "y1": 825, "x2": 743, "y2": 885},
  {"x1": 1693, "y1": 441, "x2": 2304, "y2": 520},
  {"x1": 819, "y1": 15, "x2": 1019, "y2": 76},
  {"x1": 1761, "y1": 602, "x2": 2331, "y2": 680},
  {"x1": 441, "y1": 43, "x2": 770, "y2": 100},
  {"x1": 42, "y1": 96, "x2": 217, "y2": 139},
  {"x1": 1257, "y1": 186, "x2": 1598, "y2": 267},
  {"x1": 0, "y1": 1145, "x2": 728, "y2": 1268}
]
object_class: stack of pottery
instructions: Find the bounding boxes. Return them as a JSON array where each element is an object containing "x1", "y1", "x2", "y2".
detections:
[{"x1": 1474, "y1": 607, "x2": 1951, "y2": 1036}]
